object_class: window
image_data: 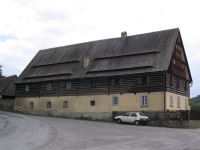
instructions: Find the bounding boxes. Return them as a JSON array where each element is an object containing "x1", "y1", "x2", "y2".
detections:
[
  {"x1": 140, "y1": 95, "x2": 148, "y2": 107},
  {"x1": 131, "y1": 113, "x2": 137, "y2": 117},
  {"x1": 173, "y1": 60, "x2": 176, "y2": 65},
  {"x1": 139, "y1": 76, "x2": 150, "y2": 84},
  {"x1": 112, "y1": 96, "x2": 118, "y2": 106},
  {"x1": 177, "y1": 96, "x2": 181, "y2": 108},
  {"x1": 185, "y1": 98, "x2": 188, "y2": 109},
  {"x1": 111, "y1": 78, "x2": 123, "y2": 86},
  {"x1": 47, "y1": 83, "x2": 51, "y2": 90},
  {"x1": 90, "y1": 80, "x2": 96, "y2": 88},
  {"x1": 47, "y1": 101, "x2": 51, "y2": 108},
  {"x1": 26, "y1": 85, "x2": 30, "y2": 92},
  {"x1": 90, "y1": 101, "x2": 95, "y2": 106},
  {"x1": 63, "y1": 101, "x2": 68, "y2": 108},
  {"x1": 184, "y1": 81, "x2": 188, "y2": 91},
  {"x1": 67, "y1": 82, "x2": 71, "y2": 89},
  {"x1": 170, "y1": 94, "x2": 173, "y2": 107},
  {"x1": 30, "y1": 102, "x2": 34, "y2": 109},
  {"x1": 123, "y1": 112, "x2": 131, "y2": 116}
]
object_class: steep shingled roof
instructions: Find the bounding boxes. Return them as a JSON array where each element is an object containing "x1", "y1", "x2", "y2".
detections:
[
  {"x1": 16, "y1": 28, "x2": 180, "y2": 83},
  {"x1": 0, "y1": 75, "x2": 17, "y2": 95}
]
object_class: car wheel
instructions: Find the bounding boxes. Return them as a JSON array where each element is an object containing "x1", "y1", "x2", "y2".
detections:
[
  {"x1": 117, "y1": 119, "x2": 121, "y2": 124},
  {"x1": 134, "y1": 120, "x2": 139, "y2": 125}
]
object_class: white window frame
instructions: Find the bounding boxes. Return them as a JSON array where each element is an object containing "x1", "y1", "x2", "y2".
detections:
[
  {"x1": 112, "y1": 96, "x2": 118, "y2": 106},
  {"x1": 177, "y1": 96, "x2": 181, "y2": 108},
  {"x1": 26, "y1": 85, "x2": 29, "y2": 92},
  {"x1": 140, "y1": 95, "x2": 148, "y2": 107},
  {"x1": 47, "y1": 83, "x2": 51, "y2": 91},
  {"x1": 170, "y1": 94, "x2": 174, "y2": 107},
  {"x1": 67, "y1": 82, "x2": 71, "y2": 89},
  {"x1": 185, "y1": 97, "x2": 188, "y2": 109}
]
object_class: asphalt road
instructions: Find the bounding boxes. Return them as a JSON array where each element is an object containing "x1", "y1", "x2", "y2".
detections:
[{"x1": 0, "y1": 111, "x2": 200, "y2": 150}]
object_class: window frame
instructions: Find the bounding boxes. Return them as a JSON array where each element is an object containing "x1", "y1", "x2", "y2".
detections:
[
  {"x1": 112, "y1": 96, "x2": 118, "y2": 106},
  {"x1": 47, "y1": 83, "x2": 51, "y2": 91},
  {"x1": 30, "y1": 102, "x2": 34, "y2": 109},
  {"x1": 47, "y1": 101, "x2": 51, "y2": 108},
  {"x1": 63, "y1": 101, "x2": 68, "y2": 108},
  {"x1": 170, "y1": 94, "x2": 174, "y2": 107},
  {"x1": 177, "y1": 95, "x2": 181, "y2": 108},
  {"x1": 26, "y1": 85, "x2": 30, "y2": 92},
  {"x1": 140, "y1": 95, "x2": 148, "y2": 107},
  {"x1": 67, "y1": 82, "x2": 71, "y2": 89},
  {"x1": 185, "y1": 98, "x2": 188, "y2": 109},
  {"x1": 90, "y1": 100, "x2": 95, "y2": 106}
]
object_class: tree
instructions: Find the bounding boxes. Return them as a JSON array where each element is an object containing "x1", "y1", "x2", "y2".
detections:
[{"x1": 0, "y1": 64, "x2": 4, "y2": 78}]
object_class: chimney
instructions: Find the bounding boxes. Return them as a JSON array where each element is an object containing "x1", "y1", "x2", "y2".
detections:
[
  {"x1": 83, "y1": 57, "x2": 90, "y2": 68},
  {"x1": 121, "y1": 31, "x2": 127, "y2": 38}
]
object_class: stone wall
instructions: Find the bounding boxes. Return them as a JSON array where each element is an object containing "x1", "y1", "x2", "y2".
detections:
[{"x1": 0, "y1": 99, "x2": 15, "y2": 110}]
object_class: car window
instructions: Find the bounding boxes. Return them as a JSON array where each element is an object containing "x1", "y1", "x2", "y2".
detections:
[
  {"x1": 123, "y1": 112, "x2": 131, "y2": 116},
  {"x1": 139, "y1": 112, "x2": 146, "y2": 116},
  {"x1": 131, "y1": 113, "x2": 137, "y2": 117}
]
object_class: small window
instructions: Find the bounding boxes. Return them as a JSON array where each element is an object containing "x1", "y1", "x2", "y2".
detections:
[
  {"x1": 112, "y1": 96, "x2": 118, "y2": 106},
  {"x1": 63, "y1": 101, "x2": 68, "y2": 108},
  {"x1": 47, "y1": 101, "x2": 51, "y2": 108},
  {"x1": 30, "y1": 102, "x2": 34, "y2": 109},
  {"x1": 185, "y1": 98, "x2": 188, "y2": 109},
  {"x1": 140, "y1": 95, "x2": 148, "y2": 107},
  {"x1": 67, "y1": 82, "x2": 71, "y2": 89},
  {"x1": 26, "y1": 85, "x2": 30, "y2": 92},
  {"x1": 177, "y1": 96, "x2": 181, "y2": 108},
  {"x1": 91, "y1": 80, "x2": 96, "y2": 88},
  {"x1": 112, "y1": 79, "x2": 115, "y2": 86},
  {"x1": 184, "y1": 81, "x2": 188, "y2": 91},
  {"x1": 90, "y1": 101, "x2": 95, "y2": 106},
  {"x1": 119, "y1": 79, "x2": 123, "y2": 85},
  {"x1": 170, "y1": 94, "x2": 173, "y2": 107},
  {"x1": 140, "y1": 76, "x2": 150, "y2": 84},
  {"x1": 47, "y1": 83, "x2": 51, "y2": 91}
]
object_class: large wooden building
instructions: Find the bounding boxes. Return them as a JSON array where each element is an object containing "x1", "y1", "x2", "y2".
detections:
[{"x1": 15, "y1": 28, "x2": 192, "y2": 119}]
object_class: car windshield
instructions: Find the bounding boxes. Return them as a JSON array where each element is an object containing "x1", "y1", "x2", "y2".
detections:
[{"x1": 139, "y1": 112, "x2": 146, "y2": 116}]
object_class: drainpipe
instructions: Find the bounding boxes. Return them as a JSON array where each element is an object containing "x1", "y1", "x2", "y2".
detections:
[{"x1": 163, "y1": 71, "x2": 166, "y2": 119}]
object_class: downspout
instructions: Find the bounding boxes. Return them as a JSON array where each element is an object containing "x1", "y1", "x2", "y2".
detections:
[{"x1": 164, "y1": 71, "x2": 166, "y2": 118}]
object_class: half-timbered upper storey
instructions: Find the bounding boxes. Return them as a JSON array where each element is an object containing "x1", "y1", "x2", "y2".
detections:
[{"x1": 15, "y1": 28, "x2": 192, "y2": 97}]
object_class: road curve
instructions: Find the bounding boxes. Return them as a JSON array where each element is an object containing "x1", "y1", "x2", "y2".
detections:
[{"x1": 1, "y1": 111, "x2": 200, "y2": 150}]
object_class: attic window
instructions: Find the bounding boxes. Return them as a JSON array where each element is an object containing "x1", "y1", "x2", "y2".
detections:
[
  {"x1": 169, "y1": 75, "x2": 173, "y2": 85},
  {"x1": 47, "y1": 83, "x2": 51, "y2": 90},
  {"x1": 91, "y1": 80, "x2": 96, "y2": 88},
  {"x1": 26, "y1": 85, "x2": 30, "y2": 92},
  {"x1": 139, "y1": 76, "x2": 150, "y2": 84},
  {"x1": 184, "y1": 81, "x2": 188, "y2": 91},
  {"x1": 67, "y1": 82, "x2": 71, "y2": 89},
  {"x1": 177, "y1": 78, "x2": 180, "y2": 89},
  {"x1": 112, "y1": 78, "x2": 123, "y2": 86}
]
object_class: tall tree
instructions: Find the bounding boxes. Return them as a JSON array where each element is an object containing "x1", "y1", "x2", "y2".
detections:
[{"x1": 0, "y1": 64, "x2": 4, "y2": 78}]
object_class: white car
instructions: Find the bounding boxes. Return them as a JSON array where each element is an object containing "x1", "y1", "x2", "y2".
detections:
[{"x1": 115, "y1": 112, "x2": 148, "y2": 125}]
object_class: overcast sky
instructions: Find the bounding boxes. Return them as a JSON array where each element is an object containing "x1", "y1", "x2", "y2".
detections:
[{"x1": 0, "y1": 0, "x2": 199, "y2": 97}]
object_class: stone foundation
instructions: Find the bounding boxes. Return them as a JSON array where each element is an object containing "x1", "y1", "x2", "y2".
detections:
[{"x1": 0, "y1": 99, "x2": 15, "y2": 110}]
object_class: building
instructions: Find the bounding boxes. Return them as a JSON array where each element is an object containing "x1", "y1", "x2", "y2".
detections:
[
  {"x1": 0, "y1": 75, "x2": 17, "y2": 110},
  {"x1": 15, "y1": 28, "x2": 192, "y2": 119}
]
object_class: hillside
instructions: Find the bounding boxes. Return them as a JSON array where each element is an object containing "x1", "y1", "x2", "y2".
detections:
[{"x1": 191, "y1": 95, "x2": 200, "y2": 102}]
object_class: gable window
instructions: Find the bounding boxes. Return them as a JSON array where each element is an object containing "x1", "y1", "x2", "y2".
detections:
[
  {"x1": 30, "y1": 102, "x2": 34, "y2": 109},
  {"x1": 26, "y1": 85, "x2": 30, "y2": 92},
  {"x1": 47, "y1": 83, "x2": 51, "y2": 91},
  {"x1": 177, "y1": 96, "x2": 181, "y2": 108},
  {"x1": 170, "y1": 94, "x2": 174, "y2": 107},
  {"x1": 111, "y1": 78, "x2": 123, "y2": 86},
  {"x1": 63, "y1": 101, "x2": 68, "y2": 108},
  {"x1": 140, "y1": 95, "x2": 148, "y2": 107},
  {"x1": 112, "y1": 96, "x2": 118, "y2": 106},
  {"x1": 139, "y1": 76, "x2": 150, "y2": 84},
  {"x1": 47, "y1": 101, "x2": 51, "y2": 108},
  {"x1": 185, "y1": 98, "x2": 188, "y2": 109},
  {"x1": 184, "y1": 81, "x2": 188, "y2": 91},
  {"x1": 90, "y1": 100, "x2": 95, "y2": 106},
  {"x1": 91, "y1": 80, "x2": 96, "y2": 88},
  {"x1": 67, "y1": 82, "x2": 71, "y2": 89}
]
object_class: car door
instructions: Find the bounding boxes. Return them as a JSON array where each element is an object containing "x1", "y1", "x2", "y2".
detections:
[
  {"x1": 121, "y1": 112, "x2": 131, "y2": 123},
  {"x1": 128, "y1": 113, "x2": 137, "y2": 123}
]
